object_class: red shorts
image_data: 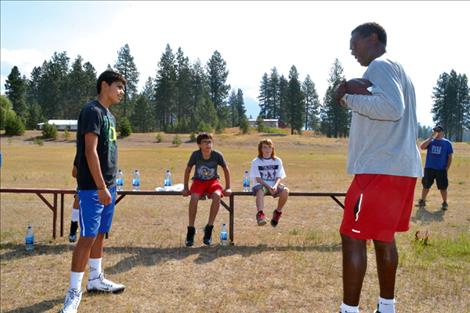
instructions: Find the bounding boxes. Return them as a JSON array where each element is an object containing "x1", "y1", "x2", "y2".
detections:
[
  {"x1": 190, "y1": 178, "x2": 223, "y2": 197},
  {"x1": 340, "y1": 174, "x2": 417, "y2": 242}
]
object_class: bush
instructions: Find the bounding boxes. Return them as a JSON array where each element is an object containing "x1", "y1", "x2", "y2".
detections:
[
  {"x1": 239, "y1": 118, "x2": 249, "y2": 134},
  {"x1": 256, "y1": 116, "x2": 265, "y2": 132},
  {"x1": 172, "y1": 134, "x2": 182, "y2": 146},
  {"x1": 119, "y1": 117, "x2": 132, "y2": 138},
  {"x1": 189, "y1": 132, "x2": 197, "y2": 142},
  {"x1": 33, "y1": 137, "x2": 44, "y2": 146},
  {"x1": 155, "y1": 132, "x2": 162, "y2": 143},
  {"x1": 4, "y1": 112, "x2": 25, "y2": 136},
  {"x1": 197, "y1": 121, "x2": 213, "y2": 133},
  {"x1": 63, "y1": 128, "x2": 70, "y2": 140},
  {"x1": 41, "y1": 122, "x2": 58, "y2": 139}
]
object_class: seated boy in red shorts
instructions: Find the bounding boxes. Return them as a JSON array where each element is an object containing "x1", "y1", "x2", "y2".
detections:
[{"x1": 182, "y1": 132, "x2": 231, "y2": 246}]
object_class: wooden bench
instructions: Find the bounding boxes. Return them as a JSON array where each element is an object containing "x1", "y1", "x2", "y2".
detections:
[{"x1": 0, "y1": 188, "x2": 346, "y2": 244}]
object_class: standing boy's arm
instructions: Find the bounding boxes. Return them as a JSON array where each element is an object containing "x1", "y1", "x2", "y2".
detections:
[
  {"x1": 222, "y1": 166, "x2": 231, "y2": 195},
  {"x1": 446, "y1": 153, "x2": 453, "y2": 171},
  {"x1": 182, "y1": 165, "x2": 192, "y2": 196},
  {"x1": 84, "y1": 132, "x2": 111, "y2": 205}
]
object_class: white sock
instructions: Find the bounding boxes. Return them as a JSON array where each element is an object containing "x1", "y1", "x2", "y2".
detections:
[
  {"x1": 70, "y1": 271, "x2": 84, "y2": 291},
  {"x1": 340, "y1": 303, "x2": 359, "y2": 313},
  {"x1": 378, "y1": 297, "x2": 395, "y2": 313},
  {"x1": 71, "y1": 208, "x2": 79, "y2": 222},
  {"x1": 88, "y1": 258, "x2": 102, "y2": 279}
]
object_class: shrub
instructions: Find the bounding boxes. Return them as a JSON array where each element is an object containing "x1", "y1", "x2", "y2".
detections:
[
  {"x1": 256, "y1": 116, "x2": 265, "y2": 133},
  {"x1": 41, "y1": 122, "x2": 58, "y2": 139},
  {"x1": 119, "y1": 117, "x2": 132, "y2": 138},
  {"x1": 197, "y1": 121, "x2": 212, "y2": 133},
  {"x1": 4, "y1": 112, "x2": 25, "y2": 136},
  {"x1": 239, "y1": 118, "x2": 249, "y2": 134},
  {"x1": 155, "y1": 132, "x2": 162, "y2": 143},
  {"x1": 33, "y1": 137, "x2": 44, "y2": 146},
  {"x1": 172, "y1": 134, "x2": 182, "y2": 146},
  {"x1": 189, "y1": 132, "x2": 197, "y2": 142},
  {"x1": 63, "y1": 128, "x2": 70, "y2": 140}
]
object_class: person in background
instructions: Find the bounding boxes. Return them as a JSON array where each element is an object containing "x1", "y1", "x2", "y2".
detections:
[{"x1": 417, "y1": 125, "x2": 453, "y2": 210}]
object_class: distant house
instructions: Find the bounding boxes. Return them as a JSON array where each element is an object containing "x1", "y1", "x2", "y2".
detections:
[
  {"x1": 37, "y1": 120, "x2": 78, "y2": 131},
  {"x1": 248, "y1": 118, "x2": 279, "y2": 128}
]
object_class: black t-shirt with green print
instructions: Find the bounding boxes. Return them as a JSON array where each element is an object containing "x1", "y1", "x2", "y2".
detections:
[{"x1": 76, "y1": 100, "x2": 118, "y2": 190}]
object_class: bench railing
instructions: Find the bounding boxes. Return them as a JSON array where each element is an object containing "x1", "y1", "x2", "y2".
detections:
[{"x1": 0, "y1": 188, "x2": 346, "y2": 244}]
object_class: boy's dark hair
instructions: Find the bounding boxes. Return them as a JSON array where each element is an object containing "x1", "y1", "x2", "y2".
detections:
[
  {"x1": 352, "y1": 22, "x2": 387, "y2": 46},
  {"x1": 96, "y1": 70, "x2": 126, "y2": 94},
  {"x1": 196, "y1": 132, "x2": 213, "y2": 144}
]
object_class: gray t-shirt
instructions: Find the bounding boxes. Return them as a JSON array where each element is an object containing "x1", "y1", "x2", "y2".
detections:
[
  {"x1": 188, "y1": 149, "x2": 227, "y2": 181},
  {"x1": 344, "y1": 53, "x2": 422, "y2": 178}
]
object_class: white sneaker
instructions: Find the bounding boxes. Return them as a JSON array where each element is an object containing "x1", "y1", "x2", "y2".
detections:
[
  {"x1": 86, "y1": 272, "x2": 125, "y2": 293},
  {"x1": 60, "y1": 288, "x2": 82, "y2": 313}
]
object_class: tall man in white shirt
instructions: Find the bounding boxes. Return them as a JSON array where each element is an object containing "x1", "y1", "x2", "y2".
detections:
[{"x1": 334, "y1": 22, "x2": 422, "y2": 313}]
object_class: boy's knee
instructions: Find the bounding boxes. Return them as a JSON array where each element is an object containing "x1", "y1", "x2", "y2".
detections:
[
  {"x1": 190, "y1": 194, "x2": 201, "y2": 201},
  {"x1": 211, "y1": 192, "x2": 221, "y2": 201},
  {"x1": 283, "y1": 187, "x2": 289, "y2": 195}
]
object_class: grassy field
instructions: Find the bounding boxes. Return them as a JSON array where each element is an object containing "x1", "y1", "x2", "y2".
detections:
[{"x1": 1, "y1": 130, "x2": 469, "y2": 313}]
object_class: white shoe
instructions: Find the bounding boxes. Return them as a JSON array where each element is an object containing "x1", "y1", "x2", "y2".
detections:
[
  {"x1": 60, "y1": 288, "x2": 82, "y2": 313},
  {"x1": 86, "y1": 272, "x2": 125, "y2": 293}
]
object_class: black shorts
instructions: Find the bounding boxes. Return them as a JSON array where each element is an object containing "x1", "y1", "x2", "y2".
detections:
[{"x1": 422, "y1": 168, "x2": 448, "y2": 190}]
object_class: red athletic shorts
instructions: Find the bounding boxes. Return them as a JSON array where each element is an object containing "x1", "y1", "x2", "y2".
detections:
[
  {"x1": 340, "y1": 174, "x2": 417, "y2": 242},
  {"x1": 190, "y1": 178, "x2": 223, "y2": 197}
]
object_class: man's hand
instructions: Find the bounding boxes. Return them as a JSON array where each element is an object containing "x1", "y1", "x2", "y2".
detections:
[
  {"x1": 98, "y1": 188, "x2": 112, "y2": 205},
  {"x1": 182, "y1": 188, "x2": 190, "y2": 197},
  {"x1": 72, "y1": 166, "x2": 78, "y2": 178},
  {"x1": 334, "y1": 80, "x2": 347, "y2": 105},
  {"x1": 223, "y1": 188, "x2": 232, "y2": 196}
]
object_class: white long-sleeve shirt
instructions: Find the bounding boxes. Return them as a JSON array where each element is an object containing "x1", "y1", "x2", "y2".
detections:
[{"x1": 343, "y1": 53, "x2": 423, "y2": 178}]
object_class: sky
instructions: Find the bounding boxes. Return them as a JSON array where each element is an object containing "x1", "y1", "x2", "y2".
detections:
[{"x1": 1, "y1": 1, "x2": 469, "y2": 127}]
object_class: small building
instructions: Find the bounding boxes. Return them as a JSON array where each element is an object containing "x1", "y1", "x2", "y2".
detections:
[
  {"x1": 37, "y1": 120, "x2": 78, "y2": 131},
  {"x1": 248, "y1": 118, "x2": 279, "y2": 128}
]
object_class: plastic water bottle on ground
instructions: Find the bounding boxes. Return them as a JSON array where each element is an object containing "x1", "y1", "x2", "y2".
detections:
[
  {"x1": 164, "y1": 169, "x2": 172, "y2": 187},
  {"x1": 116, "y1": 169, "x2": 124, "y2": 191},
  {"x1": 220, "y1": 223, "x2": 228, "y2": 246},
  {"x1": 243, "y1": 170, "x2": 250, "y2": 192},
  {"x1": 25, "y1": 224, "x2": 34, "y2": 252},
  {"x1": 132, "y1": 170, "x2": 141, "y2": 191}
]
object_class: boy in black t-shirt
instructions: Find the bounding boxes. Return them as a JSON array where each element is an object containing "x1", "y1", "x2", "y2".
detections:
[
  {"x1": 61, "y1": 71, "x2": 126, "y2": 313},
  {"x1": 182, "y1": 133, "x2": 232, "y2": 246}
]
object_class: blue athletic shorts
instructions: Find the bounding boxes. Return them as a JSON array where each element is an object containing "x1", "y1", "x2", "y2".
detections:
[{"x1": 78, "y1": 186, "x2": 117, "y2": 237}]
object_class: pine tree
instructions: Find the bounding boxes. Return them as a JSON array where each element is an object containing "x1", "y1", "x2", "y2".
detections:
[
  {"x1": 228, "y1": 90, "x2": 238, "y2": 127},
  {"x1": 286, "y1": 66, "x2": 305, "y2": 134},
  {"x1": 114, "y1": 44, "x2": 139, "y2": 117},
  {"x1": 320, "y1": 59, "x2": 349, "y2": 137},
  {"x1": 131, "y1": 94, "x2": 155, "y2": 132},
  {"x1": 206, "y1": 50, "x2": 230, "y2": 128},
  {"x1": 175, "y1": 47, "x2": 193, "y2": 131},
  {"x1": 155, "y1": 44, "x2": 177, "y2": 131},
  {"x1": 432, "y1": 70, "x2": 470, "y2": 141},
  {"x1": 258, "y1": 73, "x2": 269, "y2": 118},
  {"x1": 302, "y1": 74, "x2": 320, "y2": 131},
  {"x1": 278, "y1": 75, "x2": 289, "y2": 127},
  {"x1": 37, "y1": 52, "x2": 70, "y2": 119},
  {"x1": 236, "y1": 89, "x2": 247, "y2": 127},
  {"x1": 5, "y1": 66, "x2": 28, "y2": 119},
  {"x1": 268, "y1": 67, "x2": 280, "y2": 119},
  {"x1": 65, "y1": 56, "x2": 96, "y2": 119}
]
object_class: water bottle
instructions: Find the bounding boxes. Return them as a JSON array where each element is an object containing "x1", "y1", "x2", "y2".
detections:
[
  {"x1": 132, "y1": 170, "x2": 141, "y2": 191},
  {"x1": 164, "y1": 169, "x2": 172, "y2": 187},
  {"x1": 116, "y1": 169, "x2": 124, "y2": 191},
  {"x1": 220, "y1": 223, "x2": 228, "y2": 246},
  {"x1": 25, "y1": 224, "x2": 34, "y2": 252},
  {"x1": 243, "y1": 170, "x2": 250, "y2": 192}
]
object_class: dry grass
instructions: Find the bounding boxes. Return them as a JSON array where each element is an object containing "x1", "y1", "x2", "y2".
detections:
[{"x1": 1, "y1": 130, "x2": 469, "y2": 313}]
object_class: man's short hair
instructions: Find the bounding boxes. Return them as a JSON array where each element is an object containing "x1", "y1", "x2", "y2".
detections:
[
  {"x1": 352, "y1": 22, "x2": 387, "y2": 46},
  {"x1": 97, "y1": 70, "x2": 126, "y2": 94},
  {"x1": 196, "y1": 132, "x2": 213, "y2": 144}
]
